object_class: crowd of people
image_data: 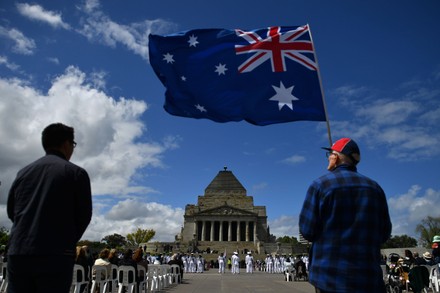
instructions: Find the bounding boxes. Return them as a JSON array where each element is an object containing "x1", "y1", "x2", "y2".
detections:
[
  {"x1": 72, "y1": 245, "x2": 184, "y2": 293},
  {"x1": 180, "y1": 250, "x2": 309, "y2": 275},
  {"x1": 382, "y1": 235, "x2": 440, "y2": 293}
]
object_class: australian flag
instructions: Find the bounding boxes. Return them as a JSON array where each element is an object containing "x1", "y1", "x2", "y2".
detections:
[{"x1": 148, "y1": 25, "x2": 326, "y2": 126}]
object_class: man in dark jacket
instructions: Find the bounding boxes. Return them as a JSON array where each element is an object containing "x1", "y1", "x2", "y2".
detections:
[
  {"x1": 299, "y1": 138, "x2": 392, "y2": 293},
  {"x1": 7, "y1": 123, "x2": 93, "y2": 293}
]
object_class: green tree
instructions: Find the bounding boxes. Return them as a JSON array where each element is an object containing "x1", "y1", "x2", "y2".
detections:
[
  {"x1": 77, "y1": 239, "x2": 106, "y2": 255},
  {"x1": 0, "y1": 227, "x2": 9, "y2": 247},
  {"x1": 102, "y1": 233, "x2": 127, "y2": 248},
  {"x1": 416, "y1": 216, "x2": 440, "y2": 248},
  {"x1": 382, "y1": 235, "x2": 417, "y2": 248},
  {"x1": 126, "y1": 228, "x2": 155, "y2": 247},
  {"x1": 276, "y1": 235, "x2": 300, "y2": 245}
]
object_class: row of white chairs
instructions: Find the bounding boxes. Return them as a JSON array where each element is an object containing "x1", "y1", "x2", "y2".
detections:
[{"x1": 71, "y1": 263, "x2": 182, "y2": 293}]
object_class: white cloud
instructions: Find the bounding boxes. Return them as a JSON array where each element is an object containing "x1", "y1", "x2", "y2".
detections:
[
  {"x1": 82, "y1": 199, "x2": 184, "y2": 242},
  {"x1": 0, "y1": 26, "x2": 36, "y2": 55},
  {"x1": 357, "y1": 100, "x2": 420, "y2": 126},
  {"x1": 0, "y1": 55, "x2": 20, "y2": 71},
  {"x1": 16, "y1": 3, "x2": 70, "y2": 30},
  {"x1": 282, "y1": 154, "x2": 306, "y2": 164},
  {"x1": 252, "y1": 182, "x2": 268, "y2": 192},
  {"x1": 268, "y1": 215, "x2": 299, "y2": 238},
  {"x1": 47, "y1": 57, "x2": 60, "y2": 65},
  {"x1": 77, "y1": 2, "x2": 176, "y2": 61},
  {"x1": 330, "y1": 81, "x2": 440, "y2": 161},
  {"x1": 82, "y1": 0, "x2": 101, "y2": 14},
  {"x1": 388, "y1": 185, "x2": 440, "y2": 238},
  {"x1": 0, "y1": 66, "x2": 182, "y2": 241}
]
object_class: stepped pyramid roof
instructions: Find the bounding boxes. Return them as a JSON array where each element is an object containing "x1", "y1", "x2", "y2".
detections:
[{"x1": 204, "y1": 167, "x2": 246, "y2": 195}]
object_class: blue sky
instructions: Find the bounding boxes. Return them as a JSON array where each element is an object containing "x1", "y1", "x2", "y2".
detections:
[{"x1": 0, "y1": 0, "x2": 439, "y2": 243}]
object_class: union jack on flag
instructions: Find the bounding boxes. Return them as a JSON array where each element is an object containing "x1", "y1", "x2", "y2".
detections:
[
  {"x1": 149, "y1": 25, "x2": 326, "y2": 126},
  {"x1": 235, "y1": 25, "x2": 317, "y2": 73}
]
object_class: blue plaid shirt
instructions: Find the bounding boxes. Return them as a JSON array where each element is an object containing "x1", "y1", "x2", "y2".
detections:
[{"x1": 299, "y1": 164, "x2": 392, "y2": 293}]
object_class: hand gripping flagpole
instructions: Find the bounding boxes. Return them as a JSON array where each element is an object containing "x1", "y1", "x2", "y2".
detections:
[{"x1": 308, "y1": 24, "x2": 333, "y2": 146}]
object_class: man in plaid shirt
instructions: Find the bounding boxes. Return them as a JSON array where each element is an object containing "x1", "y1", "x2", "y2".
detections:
[{"x1": 299, "y1": 138, "x2": 392, "y2": 293}]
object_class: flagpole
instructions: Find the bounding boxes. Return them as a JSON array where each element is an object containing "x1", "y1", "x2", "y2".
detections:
[{"x1": 308, "y1": 24, "x2": 333, "y2": 146}]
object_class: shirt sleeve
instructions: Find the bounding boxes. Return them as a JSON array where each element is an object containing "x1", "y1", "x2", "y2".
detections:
[
  {"x1": 378, "y1": 185, "x2": 392, "y2": 243},
  {"x1": 74, "y1": 167, "x2": 93, "y2": 242},
  {"x1": 299, "y1": 181, "x2": 322, "y2": 242},
  {"x1": 7, "y1": 179, "x2": 18, "y2": 222}
]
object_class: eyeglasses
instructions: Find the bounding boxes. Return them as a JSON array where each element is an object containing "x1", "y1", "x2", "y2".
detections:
[
  {"x1": 72, "y1": 141, "x2": 77, "y2": 148},
  {"x1": 325, "y1": 151, "x2": 336, "y2": 158}
]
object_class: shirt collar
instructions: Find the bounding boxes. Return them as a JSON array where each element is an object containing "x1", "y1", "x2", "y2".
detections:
[
  {"x1": 334, "y1": 163, "x2": 357, "y2": 172},
  {"x1": 46, "y1": 149, "x2": 68, "y2": 160}
]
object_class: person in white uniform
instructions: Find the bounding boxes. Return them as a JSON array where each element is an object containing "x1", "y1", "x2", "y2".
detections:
[
  {"x1": 218, "y1": 252, "x2": 226, "y2": 274},
  {"x1": 265, "y1": 254, "x2": 274, "y2": 273},
  {"x1": 231, "y1": 252, "x2": 240, "y2": 274},
  {"x1": 197, "y1": 255, "x2": 204, "y2": 273},
  {"x1": 245, "y1": 252, "x2": 254, "y2": 273},
  {"x1": 189, "y1": 253, "x2": 196, "y2": 273}
]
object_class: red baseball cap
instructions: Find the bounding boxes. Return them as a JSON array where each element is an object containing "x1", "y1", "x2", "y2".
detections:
[{"x1": 322, "y1": 138, "x2": 361, "y2": 164}]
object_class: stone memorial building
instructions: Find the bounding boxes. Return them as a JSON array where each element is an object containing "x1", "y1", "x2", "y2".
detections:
[{"x1": 178, "y1": 167, "x2": 269, "y2": 253}]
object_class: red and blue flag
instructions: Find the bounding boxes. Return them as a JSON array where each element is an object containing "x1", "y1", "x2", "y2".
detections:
[{"x1": 148, "y1": 25, "x2": 326, "y2": 126}]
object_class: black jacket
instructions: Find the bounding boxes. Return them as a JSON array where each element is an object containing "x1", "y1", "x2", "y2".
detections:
[{"x1": 7, "y1": 151, "x2": 92, "y2": 257}]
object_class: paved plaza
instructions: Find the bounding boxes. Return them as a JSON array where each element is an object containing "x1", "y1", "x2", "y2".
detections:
[{"x1": 164, "y1": 269, "x2": 315, "y2": 293}]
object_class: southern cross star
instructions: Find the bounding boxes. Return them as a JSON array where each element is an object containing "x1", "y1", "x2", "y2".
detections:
[
  {"x1": 195, "y1": 104, "x2": 207, "y2": 112},
  {"x1": 188, "y1": 35, "x2": 199, "y2": 47},
  {"x1": 163, "y1": 53, "x2": 174, "y2": 64},
  {"x1": 269, "y1": 81, "x2": 299, "y2": 110},
  {"x1": 215, "y1": 63, "x2": 228, "y2": 75}
]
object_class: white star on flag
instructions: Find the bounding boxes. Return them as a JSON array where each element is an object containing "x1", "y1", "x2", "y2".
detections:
[
  {"x1": 188, "y1": 35, "x2": 199, "y2": 47},
  {"x1": 269, "y1": 81, "x2": 299, "y2": 110},
  {"x1": 163, "y1": 53, "x2": 174, "y2": 63},
  {"x1": 215, "y1": 63, "x2": 228, "y2": 75},
  {"x1": 195, "y1": 104, "x2": 207, "y2": 112}
]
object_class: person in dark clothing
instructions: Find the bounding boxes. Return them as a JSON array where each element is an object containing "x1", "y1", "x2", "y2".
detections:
[
  {"x1": 168, "y1": 254, "x2": 184, "y2": 281},
  {"x1": 7, "y1": 123, "x2": 93, "y2": 293},
  {"x1": 118, "y1": 249, "x2": 138, "y2": 292},
  {"x1": 299, "y1": 138, "x2": 392, "y2": 293},
  {"x1": 108, "y1": 248, "x2": 120, "y2": 265},
  {"x1": 75, "y1": 246, "x2": 91, "y2": 293},
  {"x1": 432, "y1": 235, "x2": 440, "y2": 264}
]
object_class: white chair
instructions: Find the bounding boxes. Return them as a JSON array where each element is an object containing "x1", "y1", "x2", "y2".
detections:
[
  {"x1": 380, "y1": 264, "x2": 388, "y2": 283},
  {"x1": 284, "y1": 264, "x2": 294, "y2": 282},
  {"x1": 0, "y1": 262, "x2": 7, "y2": 293},
  {"x1": 170, "y1": 264, "x2": 181, "y2": 284},
  {"x1": 117, "y1": 266, "x2": 136, "y2": 293},
  {"x1": 137, "y1": 265, "x2": 147, "y2": 293},
  {"x1": 147, "y1": 265, "x2": 160, "y2": 292},
  {"x1": 71, "y1": 264, "x2": 89, "y2": 293},
  {"x1": 160, "y1": 265, "x2": 172, "y2": 287},
  {"x1": 108, "y1": 265, "x2": 119, "y2": 293},
  {"x1": 91, "y1": 265, "x2": 109, "y2": 293},
  {"x1": 431, "y1": 265, "x2": 440, "y2": 293}
]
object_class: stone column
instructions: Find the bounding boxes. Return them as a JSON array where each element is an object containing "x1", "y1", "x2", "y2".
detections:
[
  {"x1": 201, "y1": 220, "x2": 206, "y2": 241},
  {"x1": 194, "y1": 220, "x2": 198, "y2": 240},
  {"x1": 237, "y1": 220, "x2": 241, "y2": 242},
  {"x1": 228, "y1": 221, "x2": 232, "y2": 242},
  {"x1": 246, "y1": 221, "x2": 250, "y2": 242},
  {"x1": 210, "y1": 220, "x2": 215, "y2": 241},
  {"x1": 253, "y1": 221, "x2": 257, "y2": 242},
  {"x1": 219, "y1": 221, "x2": 223, "y2": 242}
]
